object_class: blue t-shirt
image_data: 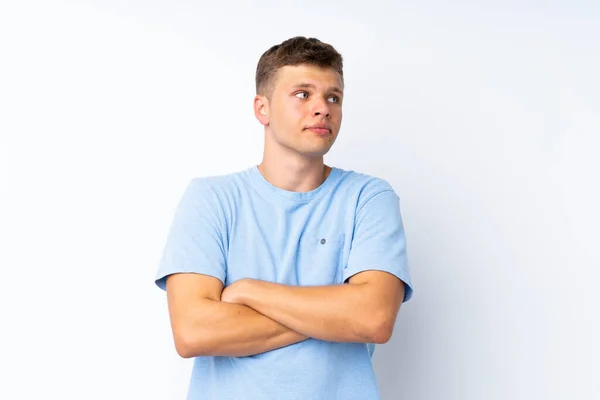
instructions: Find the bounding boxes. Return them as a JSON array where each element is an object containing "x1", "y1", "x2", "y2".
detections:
[{"x1": 155, "y1": 165, "x2": 414, "y2": 400}]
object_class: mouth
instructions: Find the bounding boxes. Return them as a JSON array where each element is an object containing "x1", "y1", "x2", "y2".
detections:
[{"x1": 305, "y1": 126, "x2": 332, "y2": 135}]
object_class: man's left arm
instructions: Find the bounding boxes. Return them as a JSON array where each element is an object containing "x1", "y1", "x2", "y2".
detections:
[
  {"x1": 222, "y1": 186, "x2": 414, "y2": 344},
  {"x1": 222, "y1": 271, "x2": 404, "y2": 344}
]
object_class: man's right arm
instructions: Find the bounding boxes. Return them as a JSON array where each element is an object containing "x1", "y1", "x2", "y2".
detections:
[{"x1": 166, "y1": 273, "x2": 308, "y2": 358}]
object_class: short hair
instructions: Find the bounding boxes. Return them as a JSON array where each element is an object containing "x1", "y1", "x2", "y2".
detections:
[{"x1": 255, "y1": 36, "x2": 344, "y2": 98}]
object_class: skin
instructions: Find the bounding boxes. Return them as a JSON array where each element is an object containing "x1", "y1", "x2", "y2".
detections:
[
  {"x1": 166, "y1": 64, "x2": 405, "y2": 358},
  {"x1": 254, "y1": 64, "x2": 344, "y2": 192}
]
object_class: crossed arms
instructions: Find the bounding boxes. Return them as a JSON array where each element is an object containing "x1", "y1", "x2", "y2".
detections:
[{"x1": 166, "y1": 270, "x2": 405, "y2": 358}]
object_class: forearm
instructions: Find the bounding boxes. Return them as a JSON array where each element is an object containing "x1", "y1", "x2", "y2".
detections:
[
  {"x1": 236, "y1": 280, "x2": 385, "y2": 343},
  {"x1": 177, "y1": 299, "x2": 307, "y2": 358}
]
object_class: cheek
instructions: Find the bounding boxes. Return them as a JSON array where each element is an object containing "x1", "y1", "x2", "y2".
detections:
[
  {"x1": 289, "y1": 101, "x2": 306, "y2": 116},
  {"x1": 335, "y1": 108, "x2": 342, "y2": 120},
  {"x1": 330, "y1": 108, "x2": 342, "y2": 126},
  {"x1": 271, "y1": 100, "x2": 307, "y2": 129},
  {"x1": 281, "y1": 103, "x2": 305, "y2": 125}
]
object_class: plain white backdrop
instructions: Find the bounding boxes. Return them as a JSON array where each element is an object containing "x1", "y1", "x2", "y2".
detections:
[{"x1": 1, "y1": 1, "x2": 599, "y2": 399}]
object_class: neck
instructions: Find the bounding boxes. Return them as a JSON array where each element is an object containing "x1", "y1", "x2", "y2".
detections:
[{"x1": 258, "y1": 152, "x2": 331, "y2": 193}]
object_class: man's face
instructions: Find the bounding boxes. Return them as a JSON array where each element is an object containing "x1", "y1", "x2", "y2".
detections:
[{"x1": 259, "y1": 64, "x2": 343, "y2": 158}]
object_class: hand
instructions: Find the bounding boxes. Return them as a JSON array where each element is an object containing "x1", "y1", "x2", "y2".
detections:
[{"x1": 221, "y1": 278, "x2": 252, "y2": 304}]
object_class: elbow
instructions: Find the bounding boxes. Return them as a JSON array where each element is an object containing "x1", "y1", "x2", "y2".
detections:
[
  {"x1": 175, "y1": 342, "x2": 194, "y2": 359},
  {"x1": 370, "y1": 325, "x2": 393, "y2": 344},
  {"x1": 174, "y1": 331, "x2": 195, "y2": 359},
  {"x1": 173, "y1": 328, "x2": 212, "y2": 359},
  {"x1": 367, "y1": 314, "x2": 395, "y2": 344},
  {"x1": 176, "y1": 346, "x2": 193, "y2": 359}
]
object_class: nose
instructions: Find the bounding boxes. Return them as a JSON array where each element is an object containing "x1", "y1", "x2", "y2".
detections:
[{"x1": 312, "y1": 98, "x2": 330, "y2": 118}]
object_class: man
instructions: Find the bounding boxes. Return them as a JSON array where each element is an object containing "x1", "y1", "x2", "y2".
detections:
[{"x1": 155, "y1": 36, "x2": 414, "y2": 399}]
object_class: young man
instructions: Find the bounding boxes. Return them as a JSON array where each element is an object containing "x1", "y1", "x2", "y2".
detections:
[{"x1": 155, "y1": 36, "x2": 414, "y2": 399}]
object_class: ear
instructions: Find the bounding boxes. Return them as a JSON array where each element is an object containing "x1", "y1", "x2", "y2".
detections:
[{"x1": 253, "y1": 95, "x2": 270, "y2": 126}]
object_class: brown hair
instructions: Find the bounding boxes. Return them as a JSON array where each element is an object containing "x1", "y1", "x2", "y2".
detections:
[{"x1": 255, "y1": 36, "x2": 344, "y2": 98}]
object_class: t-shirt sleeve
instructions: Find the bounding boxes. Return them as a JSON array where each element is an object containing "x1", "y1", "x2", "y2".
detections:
[
  {"x1": 343, "y1": 188, "x2": 414, "y2": 302},
  {"x1": 154, "y1": 179, "x2": 227, "y2": 291}
]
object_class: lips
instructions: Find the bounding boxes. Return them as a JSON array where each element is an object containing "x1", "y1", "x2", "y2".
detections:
[
  {"x1": 305, "y1": 125, "x2": 331, "y2": 134},
  {"x1": 308, "y1": 127, "x2": 330, "y2": 134}
]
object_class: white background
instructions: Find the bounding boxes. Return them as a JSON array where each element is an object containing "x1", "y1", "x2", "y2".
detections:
[{"x1": 1, "y1": 1, "x2": 599, "y2": 399}]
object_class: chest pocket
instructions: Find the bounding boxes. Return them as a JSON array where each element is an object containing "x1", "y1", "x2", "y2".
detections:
[{"x1": 297, "y1": 232, "x2": 345, "y2": 286}]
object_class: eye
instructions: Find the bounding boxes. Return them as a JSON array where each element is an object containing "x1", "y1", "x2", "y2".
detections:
[
  {"x1": 328, "y1": 96, "x2": 339, "y2": 103},
  {"x1": 295, "y1": 91, "x2": 308, "y2": 99}
]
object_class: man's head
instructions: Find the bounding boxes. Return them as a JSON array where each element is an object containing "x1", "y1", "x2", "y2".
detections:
[{"x1": 254, "y1": 37, "x2": 344, "y2": 159}]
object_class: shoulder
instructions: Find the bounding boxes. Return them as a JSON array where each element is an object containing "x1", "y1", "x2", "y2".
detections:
[
  {"x1": 185, "y1": 168, "x2": 251, "y2": 199},
  {"x1": 334, "y1": 168, "x2": 398, "y2": 210},
  {"x1": 174, "y1": 169, "x2": 252, "y2": 219}
]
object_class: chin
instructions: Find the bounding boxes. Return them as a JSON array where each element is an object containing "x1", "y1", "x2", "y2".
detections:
[
  {"x1": 300, "y1": 147, "x2": 332, "y2": 157},
  {"x1": 280, "y1": 139, "x2": 335, "y2": 158}
]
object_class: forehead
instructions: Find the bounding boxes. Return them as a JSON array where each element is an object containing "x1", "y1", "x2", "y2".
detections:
[{"x1": 274, "y1": 64, "x2": 343, "y2": 92}]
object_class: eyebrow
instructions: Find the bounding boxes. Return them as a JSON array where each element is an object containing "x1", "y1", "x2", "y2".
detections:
[{"x1": 291, "y1": 83, "x2": 344, "y2": 95}]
